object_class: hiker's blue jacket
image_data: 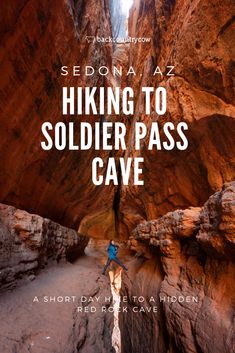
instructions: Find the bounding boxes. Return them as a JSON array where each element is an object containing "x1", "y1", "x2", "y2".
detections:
[{"x1": 108, "y1": 243, "x2": 118, "y2": 259}]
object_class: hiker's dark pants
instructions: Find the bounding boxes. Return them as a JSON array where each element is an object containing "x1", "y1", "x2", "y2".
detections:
[{"x1": 102, "y1": 257, "x2": 126, "y2": 274}]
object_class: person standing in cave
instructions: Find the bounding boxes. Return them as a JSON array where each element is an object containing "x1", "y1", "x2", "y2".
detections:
[{"x1": 102, "y1": 240, "x2": 128, "y2": 275}]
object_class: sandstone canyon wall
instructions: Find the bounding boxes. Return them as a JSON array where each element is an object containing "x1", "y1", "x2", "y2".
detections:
[
  {"x1": 0, "y1": 0, "x2": 117, "y2": 237},
  {"x1": 116, "y1": 1, "x2": 235, "y2": 352},
  {"x1": 0, "y1": 203, "x2": 88, "y2": 290},
  {"x1": 120, "y1": 182, "x2": 235, "y2": 353},
  {"x1": 117, "y1": 0, "x2": 235, "y2": 237},
  {"x1": 0, "y1": 3, "x2": 116, "y2": 350}
]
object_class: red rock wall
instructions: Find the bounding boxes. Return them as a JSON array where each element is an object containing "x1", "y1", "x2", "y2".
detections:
[
  {"x1": 118, "y1": 3, "x2": 235, "y2": 351},
  {"x1": 120, "y1": 182, "x2": 235, "y2": 353},
  {"x1": 0, "y1": 0, "x2": 116, "y2": 235},
  {"x1": 0, "y1": 203, "x2": 88, "y2": 290},
  {"x1": 118, "y1": 0, "x2": 235, "y2": 237}
]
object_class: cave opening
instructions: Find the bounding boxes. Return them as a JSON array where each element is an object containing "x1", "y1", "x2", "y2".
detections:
[
  {"x1": 110, "y1": 0, "x2": 133, "y2": 39},
  {"x1": 120, "y1": 0, "x2": 133, "y2": 19}
]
